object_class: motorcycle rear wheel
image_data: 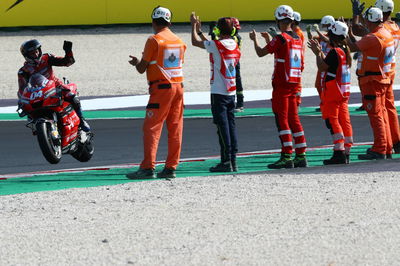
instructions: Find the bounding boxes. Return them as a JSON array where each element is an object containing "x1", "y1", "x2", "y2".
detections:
[{"x1": 36, "y1": 121, "x2": 62, "y2": 164}]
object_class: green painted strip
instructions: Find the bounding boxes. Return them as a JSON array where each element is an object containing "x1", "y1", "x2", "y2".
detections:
[
  {"x1": 0, "y1": 106, "x2": 372, "y2": 121},
  {"x1": 1, "y1": 145, "x2": 397, "y2": 196}
]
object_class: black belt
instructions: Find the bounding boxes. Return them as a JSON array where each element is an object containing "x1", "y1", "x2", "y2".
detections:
[
  {"x1": 148, "y1": 81, "x2": 184, "y2": 89},
  {"x1": 364, "y1": 71, "x2": 382, "y2": 76},
  {"x1": 148, "y1": 79, "x2": 167, "y2": 86}
]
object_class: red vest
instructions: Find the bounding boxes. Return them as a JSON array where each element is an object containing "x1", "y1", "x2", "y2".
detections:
[
  {"x1": 211, "y1": 40, "x2": 241, "y2": 92},
  {"x1": 274, "y1": 32, "x2": 303, "y2": 84},
  {"x1": 323, "y1": 48, "x2": 351, "y2": 98}
]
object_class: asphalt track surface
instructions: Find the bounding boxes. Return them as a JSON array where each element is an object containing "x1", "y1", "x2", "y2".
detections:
[{"x1": 0, "y1": 115, "x2": 372, "y2": 175}]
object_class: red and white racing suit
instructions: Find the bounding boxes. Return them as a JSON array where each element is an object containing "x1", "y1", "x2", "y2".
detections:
[{"x1": 18, "y1": 52, "x2": 76, "y2": 101}]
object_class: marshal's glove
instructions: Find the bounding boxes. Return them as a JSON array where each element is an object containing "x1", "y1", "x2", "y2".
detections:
[
  {"x1": 63, "y1": 40, "x2": 73, "y2": 53},
  {"x1": 351, "y1": 0, "x2": 365, "y2": 16},
  {"x1": 312, "y1": 24, "x2": 320, "y2": 32},
  {"x1": 267, "y1": 27, "x2": 278, "y2": 38},
  {"x1": 396, "y1": 12, "x2": 400, "y2": 21}
]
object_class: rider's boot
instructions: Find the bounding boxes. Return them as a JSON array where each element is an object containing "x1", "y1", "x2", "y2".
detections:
[{"x1": 71, "y1": 96, "x2": 91, "y2": 132}]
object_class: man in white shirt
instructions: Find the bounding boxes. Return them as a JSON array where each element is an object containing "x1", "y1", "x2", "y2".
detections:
[{"x1": 190, "y1": 12, "x2": 241, "y2": 172}]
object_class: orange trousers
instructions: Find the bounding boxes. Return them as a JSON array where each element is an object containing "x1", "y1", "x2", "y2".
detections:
[
  {"x1": 386, "y1": 74, "x2": 400, "y2": 146},
  {"x1": 360, "y1": 80, "x2": 392, "y2": 155},
  {"x1": 315, "y1": 70, "x2": 323, "y2": 97},
  {"x1": 321, "y1": 81, "x2": 353, "y2": 153},
  {"x1": 140, "y1": 83, "x2": 184, "y2": 170}
]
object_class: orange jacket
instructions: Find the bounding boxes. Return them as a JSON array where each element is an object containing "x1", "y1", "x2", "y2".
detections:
[
  {"x1": 356, "y1": 25, "x2": 394, "y2": 85},
  {"x1": 143, "y1": 28, "x2": 186, "y2": 84},
  {"x1": 383, "y1": 20, "x2": 400, "y2": 76}
]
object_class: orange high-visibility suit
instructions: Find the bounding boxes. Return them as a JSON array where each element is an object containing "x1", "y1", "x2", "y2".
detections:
[
  {"x1": 356, "y1": 25, "x2": 394, "y2": 155},
  {"x1": 140, "y1": 28, "x2": 186, "y2": 170},
  {"x1": 321, "y1": 47, "x2": 353, "y2": 154},
  {"x1": 293, "y1": 26, "x2": 305, "y2": 106},
  {"x1": 383, "y1": 20, "x2": 400, "y2": 149}
]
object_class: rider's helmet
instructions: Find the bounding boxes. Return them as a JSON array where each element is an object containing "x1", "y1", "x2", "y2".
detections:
[
  {"x1": 20, "y1": 39, "x2": 42, "y2": 64},
  {"x1": 29, "y1": 73, "x2": 49, "y2": 88}
]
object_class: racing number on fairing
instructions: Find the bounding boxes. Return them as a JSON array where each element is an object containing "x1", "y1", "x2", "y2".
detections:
[{"x1": 30, "y1": 90, "x2": 43, "y2": 100}]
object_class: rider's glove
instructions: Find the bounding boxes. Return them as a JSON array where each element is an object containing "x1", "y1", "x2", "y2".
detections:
[{"x1": 63, "y1": 41, "x2": 73, "y2": 53}]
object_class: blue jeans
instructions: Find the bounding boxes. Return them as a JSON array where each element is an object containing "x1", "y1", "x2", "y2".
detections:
[{"x1": 211, "y1": 93, "x2": 238, "y2": 162}]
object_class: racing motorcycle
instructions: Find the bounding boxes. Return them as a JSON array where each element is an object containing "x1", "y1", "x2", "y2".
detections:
[{"x1": 17, "y1": 74, "x2": 94, "y2": 164}]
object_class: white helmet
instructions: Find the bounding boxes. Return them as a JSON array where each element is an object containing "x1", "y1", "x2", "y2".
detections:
[
  {"x1": 364, "y1": 7, "x2": 383, "y2": 22},
  {"x1": 375, "y1": 0, "x2": 394, "y2": 13},
  {"x1": 321, "y1": 15, "x2": 335, "y2": 27},
  {"x1": 330, "y1": 21, "x2": 349, "y2": 37},
  {"x1": 293, "y1": 11, "x2": 301, "y2": 22},
  {"x1": 151, "y1": 6, "x2": 172, "y2": 22},
  {"x1": 275, "y1": 5, "x2": 294, "y2": 20}
]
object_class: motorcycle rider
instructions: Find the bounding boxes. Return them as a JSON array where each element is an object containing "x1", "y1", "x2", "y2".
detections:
[{"x1": 18, "y1": 39, "x2": 91, "y2": 132}]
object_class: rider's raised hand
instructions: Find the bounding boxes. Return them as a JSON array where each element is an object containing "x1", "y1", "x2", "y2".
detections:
[{"x1": 63, "y1": 41, "x2": 73, "y2": 53}]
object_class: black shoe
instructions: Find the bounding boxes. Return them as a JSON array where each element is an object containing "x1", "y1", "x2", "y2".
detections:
[
  {"x1": 126, "y1": 168, "x2": 155, "y2": 179},
  {"x1": 386, "y1": 153, "x2": 393, "y2": 159},
  {"x1": 356, "y1": 105, "x2": 364, "y2": 111},
  {"x1": 358, "y1": 149, "x2": 386, "y2": 160},
  {"x1": 231, "y1": 160, "x2": 238, "y2": 172},
  {"x1": 323, "y1": 150, "x2": 347, "y2": 165},
  {"x1": 345, "y1": 154, "x2": 350, "y2": 164},
  {"x1": 293, "y1": 153, "x2": 308, "y2": 168},
  {"x1": 79, "y1": 118, "x2": 91, "y2": 132},
  {"x1": 393, "y1": 142, "x2": 400, "y2": 154},
  {"x1": 157, "y1": 167, "x2": 176, "y2": 178},
  {"x1": 268, "y1": 153, "x2": 294, "y2": 169},
  {"x1": 210, "y1": 161, "x2": 233, "y2": 172}
]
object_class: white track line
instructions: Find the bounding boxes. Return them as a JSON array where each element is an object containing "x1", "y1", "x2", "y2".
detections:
[{"x1": 1, "y1": 85, "x2": 400, "y2": 113}]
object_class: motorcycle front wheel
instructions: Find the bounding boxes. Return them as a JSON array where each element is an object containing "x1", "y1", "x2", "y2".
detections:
[{"x1": 36, "y1": 121, "x2": 62, "y2": 164}]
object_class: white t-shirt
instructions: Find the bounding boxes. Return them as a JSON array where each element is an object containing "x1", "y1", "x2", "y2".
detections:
[{"x1": 204, "y1": 39, "x2": 237, "y2": 96}]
